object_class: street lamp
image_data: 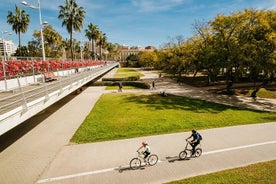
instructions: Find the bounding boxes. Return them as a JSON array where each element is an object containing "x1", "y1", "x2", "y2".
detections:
[
  {"x1": 22, "y1": 0, "x2": 46, "y2": 61},
  {"x1": 1, "y1": 31, "x2": 12, "y2": 61},
  {"x1": 1, "y1": 31, "x2": 12, "y2": 91}
]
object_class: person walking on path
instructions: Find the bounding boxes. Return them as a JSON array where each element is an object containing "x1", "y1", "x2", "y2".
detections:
[
  {"x1": 152, "y1": 80, "x2": 156, "y2": 90},
  {"x1": 118, "y1": 82, "x2": 123, "y2": 92}
]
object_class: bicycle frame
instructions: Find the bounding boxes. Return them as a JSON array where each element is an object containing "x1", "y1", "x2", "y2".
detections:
[
  {"x1": 137, "y1": 151, "x2": 146, "y2": 160},
  {"x1": 185, "y1": 140, "x2": 201, "y2": 150},
  {"x1": 179, "y1": 140, "x2": 202, "y2": 159},
  {"x1": 129, "y1": 151, "x2": 158, "y2": 169}
]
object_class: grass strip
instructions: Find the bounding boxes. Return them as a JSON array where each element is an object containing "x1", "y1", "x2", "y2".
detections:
[
  {"x1": 71, "y1": 93, "x2": 276, "y2": 143},
  {"x1": 167, "y1": 160, "x2": 276, "y2": 184},
  {"x1": 114, "y1": 68, "x2": 144, "y2": 78}
]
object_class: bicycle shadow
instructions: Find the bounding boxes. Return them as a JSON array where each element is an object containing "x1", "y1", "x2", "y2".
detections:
[
  {"x1": 115, "y1": 164, "x2": 149, "y2": 173},
  {"x1": 165, "y1": 155, "x2": 192, "y2": 163}
]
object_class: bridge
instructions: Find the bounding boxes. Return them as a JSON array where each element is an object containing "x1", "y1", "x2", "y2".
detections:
[{"x1": 0, "y1": 62, "x2": 118, "y2": 136}]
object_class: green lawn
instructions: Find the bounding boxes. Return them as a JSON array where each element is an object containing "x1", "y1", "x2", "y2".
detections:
[
  {"x1": 71, "y1": 93, "x2": 276, "y2": 143},
  {"x1": 249, "y1": 88, "x2": 276, "y2": 99},
  {"x1": 114, "y1": 67, "x2": 144, "y2": 78},
  {"x1": 167, "y1": 160, "x2": 276, "y2": 184},
  {"x1": 105, "y1": 85, "x2": 141, "y2": 90}
]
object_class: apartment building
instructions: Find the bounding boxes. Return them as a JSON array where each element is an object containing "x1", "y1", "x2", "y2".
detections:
[{"x1": 0, "y1": 39, "x2": 16, "y2": 59}]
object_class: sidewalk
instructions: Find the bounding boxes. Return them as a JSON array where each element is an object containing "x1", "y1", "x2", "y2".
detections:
[
  {"x1": 0, "y1": 68, "x2": 275, "y2": 184},
  {"x1": 0, "y1": 69, "x2": 117, "y2": 184},
  {"x1": 38, "y1": 122, "x2": 276, "y2": 184},
  {"x1": 136, "y1": 69, "x2": 276, "y2": 112}
]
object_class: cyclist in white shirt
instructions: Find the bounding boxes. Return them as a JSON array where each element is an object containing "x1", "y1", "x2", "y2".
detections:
[{"x1": 137, "y1": 141, "x2": 151, "y2": 160}]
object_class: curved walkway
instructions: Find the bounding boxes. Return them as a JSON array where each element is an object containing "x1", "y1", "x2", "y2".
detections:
[
  {"x1": 0, "y1": 68, "x2": 275, "y2": 184},
  {"x1": 135, "y1": 69, "x2": 276, "y2": 112}
]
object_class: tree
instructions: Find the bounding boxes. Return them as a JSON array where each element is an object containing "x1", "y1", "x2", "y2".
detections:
[
  {"x1": 14, "y1": 46, "x2": 29, "y2": 57},
  {"x1": 27, "y1": 39, "x2": 40, "y2": 57},
  {"x1": 139, "y1": 51, "x2": 158, "y2": 68},
  {"x1": 98, "y1": 32, "x2": 108, "y2": 60},
  {"x1": 7, "y1": 5, "x2": 30, "y2": 49},
  {"x1": 237, "y1": 9, "x2": 276, "y2": 95},
  {"x1": 58, "y1": 0, "x2": 85, "y2": 61},
  {"x1": 85, "y1": 23, "x2": 100, "y2": 60},
  {"x1": 210, "y1": 12, "x2": 243, "y2": 93},
  {"x1": 193, "y1": 21, "x2": 221, "y2": 84},
  {"x1": 32, "y1": 25, "x2": 63, "y2": 58},
  {"x1": 106, "y1": 43, "x2": 121, "y2": 60}
]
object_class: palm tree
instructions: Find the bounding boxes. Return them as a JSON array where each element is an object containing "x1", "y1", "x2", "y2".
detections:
[
  {"x1": 85, "y1": 23, "x2": 100, "y2": 60},
  {"x1": 7, "y1": 5, "x2": 30, "y2": 48},
  {"x1": 58, "y1": 0, "x2": 85, "y2": 61},
  {"x1": 98, "y1": 32, "x2": 108, "y2": 60}
]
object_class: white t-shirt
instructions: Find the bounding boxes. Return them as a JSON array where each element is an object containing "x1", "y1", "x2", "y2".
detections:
[{"x1": 144, "y1": 145, "x2": 150, "y2": 153}]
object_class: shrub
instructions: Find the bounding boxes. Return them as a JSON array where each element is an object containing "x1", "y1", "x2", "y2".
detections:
[
  {"x1": 92, "y1": 81, "x2": 150, "y2": 89},
  {"x1": 102, "y1": 75, "x2": 140, "y2": 81}
]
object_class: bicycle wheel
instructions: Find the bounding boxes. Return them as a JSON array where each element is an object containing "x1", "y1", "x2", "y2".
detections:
[
  {"x1": 148, "y1": 154, "x2": 158, "y2": 166},
  {"x1": 179, "y1": 151, "x2": 187, "y2": 160},
  {"x1": 130, "y1": 158, "x2": 141, "y2": 169},
  {"x1": 194, "y1": 148, "x2": 202, "y2": 157}
]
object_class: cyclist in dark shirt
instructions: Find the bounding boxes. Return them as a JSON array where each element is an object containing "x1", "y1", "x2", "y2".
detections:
[{"x1": 186, "y1": 129, "x2": 201, "y2": 155}]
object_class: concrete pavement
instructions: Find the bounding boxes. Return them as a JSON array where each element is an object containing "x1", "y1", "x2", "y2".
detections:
[
  {"x1": 37, "y1": 122, "x2": 276, "y2": 184},
  {"x1": 0, "y1": 68, "x2": 275, "y2": 184},
  {"x1": 0, "y1": 68, "x2": 118, "y2": 184}
]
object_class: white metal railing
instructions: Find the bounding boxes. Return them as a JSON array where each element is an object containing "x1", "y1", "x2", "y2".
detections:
[{"x1": 0, "y1": 62, "x2": 118, "y2": 135}]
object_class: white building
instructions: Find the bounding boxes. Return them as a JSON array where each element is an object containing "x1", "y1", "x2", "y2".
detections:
[{"x1": 0, "y1": 39, "x2": 16, "y2": 58}]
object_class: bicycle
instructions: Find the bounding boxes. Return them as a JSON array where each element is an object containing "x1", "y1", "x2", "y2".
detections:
[
  {"x1": 179, "y1": 140, "x2": 202, "y2": 160},
  {"x1": 129, "y1": 151, "x2": 158, "y2": 169}
]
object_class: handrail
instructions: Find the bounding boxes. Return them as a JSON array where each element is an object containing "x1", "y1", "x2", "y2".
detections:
[{"x1": 0, "y1": 63, "x2": 118, "y2": 116}]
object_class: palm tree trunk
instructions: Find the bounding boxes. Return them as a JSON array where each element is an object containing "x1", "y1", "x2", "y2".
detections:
[
  {"x1": 18, "y1": 32, "x2": 21, "y2": 56},
  {"x1": 18, "y1": 32, "x2": 21, "y2": 47},
  {"x1": 93, "y1": 39, "x2": 97, "y2": 60},
  {"x1": 70, "y1": 32, "x2": 73, "y2": 61},
  {"x1": 92, "y1": 39, "x2": 95, "y2": 60}
]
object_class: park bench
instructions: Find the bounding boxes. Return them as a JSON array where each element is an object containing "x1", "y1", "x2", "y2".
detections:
[{"x1": 43, "y1": 72, "x2": 58, "y2": 82}]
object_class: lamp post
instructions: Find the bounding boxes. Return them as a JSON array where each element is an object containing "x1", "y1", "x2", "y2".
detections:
[
  {"x1": 1, "y1": 31, "x2": 12, "y2": 61},
  {"x1": 1, "y1": 31, "x2": 12, "y2": 91},
  {"x1": 22, "y1": 0, "x2": 46, "y2": 61}
]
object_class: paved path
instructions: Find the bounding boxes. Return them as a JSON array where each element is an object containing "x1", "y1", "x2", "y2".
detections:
[
  {"x1": 38, "y1": 123, "x2": 276, "y2": 184},
  {"x1": 0, "y1": 68, "x2": 275, "y2": 184},
  {"x1": 135, "y1": 69, "x2": 276, "y2": 112}
]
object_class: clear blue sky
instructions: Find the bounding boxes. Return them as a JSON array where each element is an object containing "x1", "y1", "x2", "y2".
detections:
[{"x1": 1, "y1": 0, "x2": 276, "y2": 49}]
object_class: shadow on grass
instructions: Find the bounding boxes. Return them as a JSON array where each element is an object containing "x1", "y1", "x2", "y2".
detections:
[{"x1": 124, "y1": 94, "x2": 245, "y2": 113}]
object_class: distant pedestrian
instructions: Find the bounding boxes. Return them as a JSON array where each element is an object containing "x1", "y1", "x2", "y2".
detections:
[
  {"x1": 251, "y1": 88, "x2": 257, "y2": 101},
  {"x1": 152, "y1": 80, "x2": 156, "y2": 90},
  {"x1": 118, "y1": 82, "x2": 123, "y2": 92},
  {"x1": 159, "y1": 73, "x2": 162, "y2": 78},
  {"x1": 177, "y1": 78, "x2": 180, "y2": 85}
]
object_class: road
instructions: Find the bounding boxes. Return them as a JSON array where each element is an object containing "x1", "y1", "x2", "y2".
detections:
[{"x1": 37, "y1": 122, "x2": 276, "y2": 184}]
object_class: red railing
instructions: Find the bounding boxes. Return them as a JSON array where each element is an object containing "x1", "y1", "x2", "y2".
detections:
[{"x1": 0, "y1": 60, "x2": 106, "y2": 78}]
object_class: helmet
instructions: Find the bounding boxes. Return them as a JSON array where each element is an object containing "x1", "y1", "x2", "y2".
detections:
[
  {"x1": 141, "y1": 141, "x2": 147, "y2": 145},
  {"x1": 192, "y1": 129, "x2": 196, "y2": 134}
]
